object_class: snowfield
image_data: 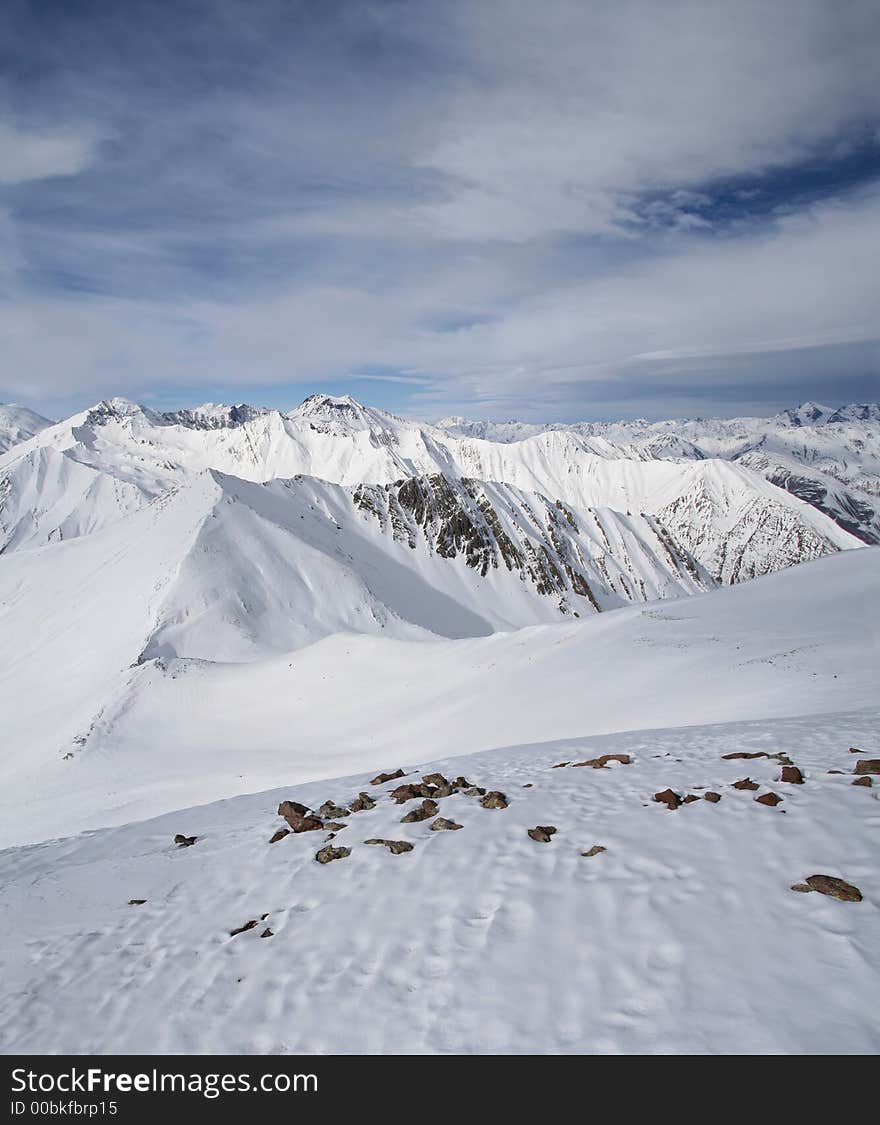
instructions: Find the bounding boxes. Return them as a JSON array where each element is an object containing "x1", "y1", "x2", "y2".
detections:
[{"x1": 0, "y1": 394, "x2": 877, "y2": 1055}]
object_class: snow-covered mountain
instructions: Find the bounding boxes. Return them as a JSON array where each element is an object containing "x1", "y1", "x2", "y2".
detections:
[
  {"x1": 0, "y1": 402, "x2": 53, "y2": 454},
  {"x1": 0, "y1": 395, "x2": 865, "y2": 578}
]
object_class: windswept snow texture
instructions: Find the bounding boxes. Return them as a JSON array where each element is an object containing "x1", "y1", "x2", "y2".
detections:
[{"x1": 1, "y1": 706, "x2": 877, "y2": 1054}]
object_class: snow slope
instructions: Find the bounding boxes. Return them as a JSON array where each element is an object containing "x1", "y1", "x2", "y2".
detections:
[
  {"x1": 0, "y1": 546, "x2": 875, "y2": 848},
  {"x1": 1, "y1": 707, "x2": 877, "y2": 1054}
]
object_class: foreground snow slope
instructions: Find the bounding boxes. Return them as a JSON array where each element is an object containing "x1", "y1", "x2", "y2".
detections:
[
  {"x1": 1, "y1": 707, "x2": 877, "y2": 1054},
  {"x1": 1, "y1": 547, "x2": 875, "y2": 848}
]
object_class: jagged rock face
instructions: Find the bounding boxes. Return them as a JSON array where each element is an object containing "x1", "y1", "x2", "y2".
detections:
[{"x1": 354, "y1": 472, "x2": 708, "y2": 615}]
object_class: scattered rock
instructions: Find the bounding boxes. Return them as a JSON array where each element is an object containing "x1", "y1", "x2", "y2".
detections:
[
  {"x1": 269, "y1": 828, "x2": 290, "y2": 844},
  {"x1": 790, "y1": 883, "x2": 813, "y2": 893},
  {"x1": 683, "y1": 794, "x2": 701, "y2": 804},
  {"x1": 522, "y1": 783, "x2": 533, "y2": 788},
  {"x1": 260, "y1": 928, "x2": 274, "y2": 938},
  {"x1": 431, "y1": 817, "x2": 463, "y2": 831},
  {"x1": 528, "y1": 825, "x2": 557, "y2": 843},
  {"x1": 849, "y1": 746, "x2": 863, "y2": 753},
  {"x1": 581, "y1": 845, "x2": 606, "y2": 857},
  {"x1": 315, "y1": 845, "x2": 351, "y2": 864},
  {"x1": 349, "y1": 792, "x2": 376, "y2": 812},
  {"x1": 480, "y1": 791, "x2": 509, "y2": 809},
  {"x1": 401, "y1": 799, "x2": 439, "y2": 823},
  {"x1": 703, "y1": 792, "x2": 722, "y2": 803},
  {"x1": 571, "y1": 754, "x2": 631, "y2": 768},
  {"x1": 462, "y1": 786, "x2": 486, "y2": 796},
  {"x1": 277, "y1": 800, "x2": 310, "y2": 820},
  {"x1": 371, "y1": 769, "x2": 405, "y2": 785},
  {"x1": 653, "y1": 788, "x2": 681, "y2": 810},
  {"x1": 805, "y1": 875, "x2": 862, "y2": 902},
  {"x1": 318, "y1": 801, "x2": 350, "y2": 819},
  {"x1": 285, "y1": 812, "x2": 324, "y2": 833},
  {"x1": 852, "y1": 776, "x2": 872, "y2": 787},
  {"x1": 721, "y1": 751, "x2": 771, "y2": 760},
  {"x1": 322, "y1": 821, "x2": 347, "y2": 832},
  {"x1": 755, "y1": 792, "x2": 783, "y2": 806},
  {"x1": 174, "y1": 834, "x2": 198, "y2": 847},
  {"x1": 433, "y1": 784, "x2": 455, "y2": 798},
  {"x1": 732, "y1": 778, "x2": 759, "y2": 790},
  {"x1": 422, "y1": 772, "x2": 449, "y2": 787},
  {"x1": 853, "y1": 759, "x2": 880, "y2": 775},
  {"x1": 390, "y1": 783, "x2": 427, "y2": 803},
  {"x1": 827, "y1": 769, "x2": 845, "y2": 774},
  {"x1": 230, "y1": 920, "x2": 258, "y2": 937},
  {"x1": 365, "y1": 838, "x2": 414, "y2": 854},
  {"x1": 451, "y1": 776, "x2": 473, "y2": 789},
  {"x1": 551, "y1": 761, "x2": 569, "y2": 769},
  {"x1": 780, "y1": 766, "x2": 804, "y2": 784},
  {"x1": 128, "y1": 899, "x2": 146, "y2": 905}
]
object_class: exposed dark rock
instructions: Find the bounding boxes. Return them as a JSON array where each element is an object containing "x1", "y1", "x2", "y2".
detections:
[
  {"x1": 703, "y1": 792, "x2": 722, "y2": 803},
  {"x1": 371, "y1": 769, "x2": 406, "y2": 785},
  {"x1": 522, "y1": 783, "x2": 533, "y2": 788},
  {"x1": 683, "y1": 794, "x2": 701, "y2": 804},
  {"x1": 790, "y1": 883, "x2": 813, "y2": 893},
  {"x1": 285, "y1": 812, "x2": 324, "y2": 833},
  {"x1": 480, "y1": 791, "x2": 509, "y2": 809},
  {"x1": 422, "y1": 772, "x2": 449, "y2": 787},
  {"x1": 349, "y1": 792, "x2": 376, "y2": 812},
  {"x1": 390, "y1": 783, "x2": 428, "y2": 803},
  {"x1": 401, "y1": 799, "x2": 438, "y2": 823},
  {"x1": 721, "y1": 751, "x2": 771, "y2": 760},
  {"x1": 322, "y1": 822, "x2": 347, "y2": 832},
  {"x1": 315, "y1": 845, "x2": 351, "y2": 864},
  {"x1": 260, "y1": 928, "x2": 274, "y2": 938},
  {"x1": 431, "y1": 817, "x2": 463, "y2": 831},
  {"x1": 853, "y1": 759, "x2": 880, "y2": 775},
  {"x1": 128, "y1": 899, "x2": 147, "y2": 905},
  {"x1": 852, "y1": 776, "x2": 872, "y2": 787},
  {"x1": 732, "y1": 778, "x2": 759, "y2": 790},
  {"x1": 365, "y1": 838, "x2": 414, "y2": 854},
  {"x1": 433, "y1": 784, "x2": 455, "y2": 798},
  {"x1": 230, "y1": 920, "x2": 258, "y2": 937},
  {"x1": 319, "y1": 801, "x2": 351, "y2": 819},
  {"x1": 552, "y1": 762, "x2": 569, "y2": 769},
  {"x1": 653, "y1": 788, "x2": 681, "y2": 809},
  {"x1": 462, "y1": 786, "x2": 486, "y2": 796},
  {"x1": 849, "y1": 746, "x2": 863, "y2": 753},
  {"x1": 269, "y1": 828, "x2": 290, "y2": 844},
  {"x1": 780, "y1": 766, "x2": 804, "y2": 784},
  {"x1": 571, "y1": 754, "x2": 631, "y2": 768},
  {"x1": 756, "y1": 792, "x2": 783, "y2": 806},
  {"x1": 581, "y1": 845, "x2": 606, "y2": 857},
  {"x1": 828, "y1": 769, "x2": 845, "y2": 774},
  {"x1": 174, "y1": 834, "x2": 198, "y2": 847},
  {"x1": 528, "y1": 825, "x2": 557, "y2": 843},
  {"x1": 805, "y1": 875, "x2": 862, "y2": 902},
  {"x1": 277, "y1": 800, "x2": 310, "y2": 819},
  {"x1": 451, "y1": 776, "x2": 473, "y2": 789}
]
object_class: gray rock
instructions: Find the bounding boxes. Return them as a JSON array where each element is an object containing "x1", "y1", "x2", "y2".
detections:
[{"x1": 315, "y1": 845, "x2": 351, "y2": 864}]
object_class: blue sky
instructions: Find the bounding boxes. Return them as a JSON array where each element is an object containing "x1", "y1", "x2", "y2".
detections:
[{"x1": 1, "y1": 0, "x2": 878, "y2": 422}]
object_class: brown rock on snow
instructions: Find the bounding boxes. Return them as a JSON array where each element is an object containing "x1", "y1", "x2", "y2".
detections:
[
  {"x1": 755, "y1": 792, "x2": 783, "y2": 806},
  {"x1": 805, "y1": 875, "x2": 862, "y2": 902},
  {"x1": 703, "y1": 792, "x2": 722, "y2": 803},
  {"x1": 581, "y1": 846, "x2": 606, "y2": 857},
  {"x1": 230, "y1": 920, "x2": 258, "y2": 937},
  {"x1": 528, "y1": 825, "x2": 557, "y2": 843},
  {"x1": 571, "y1": 754, "x2": 631, "y2": 768},
  {"x1": 318, "y1": 801, "x2": 350, "y2": 819},
  {"x1": 401, "y1": 799, "x2": 438, "y2": 823},
  {"x1": 269, "y1": 828, "x2": 290, "y2": 844},
  {"x1": 790, "y1": 883, "x2": 813, "y2": 893},
  {"x1": 853, "y1": 759, "x2": 880, "y2": 775},
  {"x1": 780, "y1": 766, "x2": 804, "y2": 784},
  {"x1": 551, "y1": 762, "x2": 569, "y2": 769},
  {"x1": 315, "y1": 845, "x2": 351, "y2": 864},
  {"x1": 364, "y1": 838, "x2": 414, "y2": 854},
  {"x1": 260, "y1": 928, "x2": 274, "y2": 938},
  {"x1": 422, "y1": 773, "x2": 449, "y2": 787},
  {"x1": 349, "y1": 792, "x2": 376, "y2": 812},
  {"x1": 322, "y1": 821, "x2": 347, "y2": 832},
  {"x1": 371, "y1": 769, "x2": 406, "y2": 785},
  {"x1": 480, "y1": 791, "x2": 509, "y2": 809},
  {"x1": 721, "y1": 751, "x2": 771, "y2": 760},
  {"x1": 277, "y1": 800, "x2": 310, "y2": 819},
  {"x1": 128, "y1": 899, "x2": 147, "y2": 905},
  {"x1": 732, "y1": 778, "x2": 759, "y2": 790},
  {"x1": 431, "y1": 817, "x2": 463, "y2": 831},
  {"x1": 462, "y1": 786, "x2": 486, "y2": 796},
  {"x1": 683, "y1": 794, "x2": 701, "y2": 804},
  {"x1": 173, "y1": 834, "x2": 198, "y2": 847},
  {"x1": 852, "y1": 776, "x2": 872, "y2": 787},
  {"x1": 653, "y1": 788, "x2": 681, "y2": 810}
]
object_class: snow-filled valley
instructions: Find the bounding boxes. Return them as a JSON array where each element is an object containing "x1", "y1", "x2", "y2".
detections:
[{"x1": 0, "y1": 394, "x2": 877, "y2": 1054}]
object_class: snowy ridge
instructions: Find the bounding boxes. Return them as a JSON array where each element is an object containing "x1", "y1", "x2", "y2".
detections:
[{"x1": 0, "y1": 403, "x2": 53, "y2": 454}]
